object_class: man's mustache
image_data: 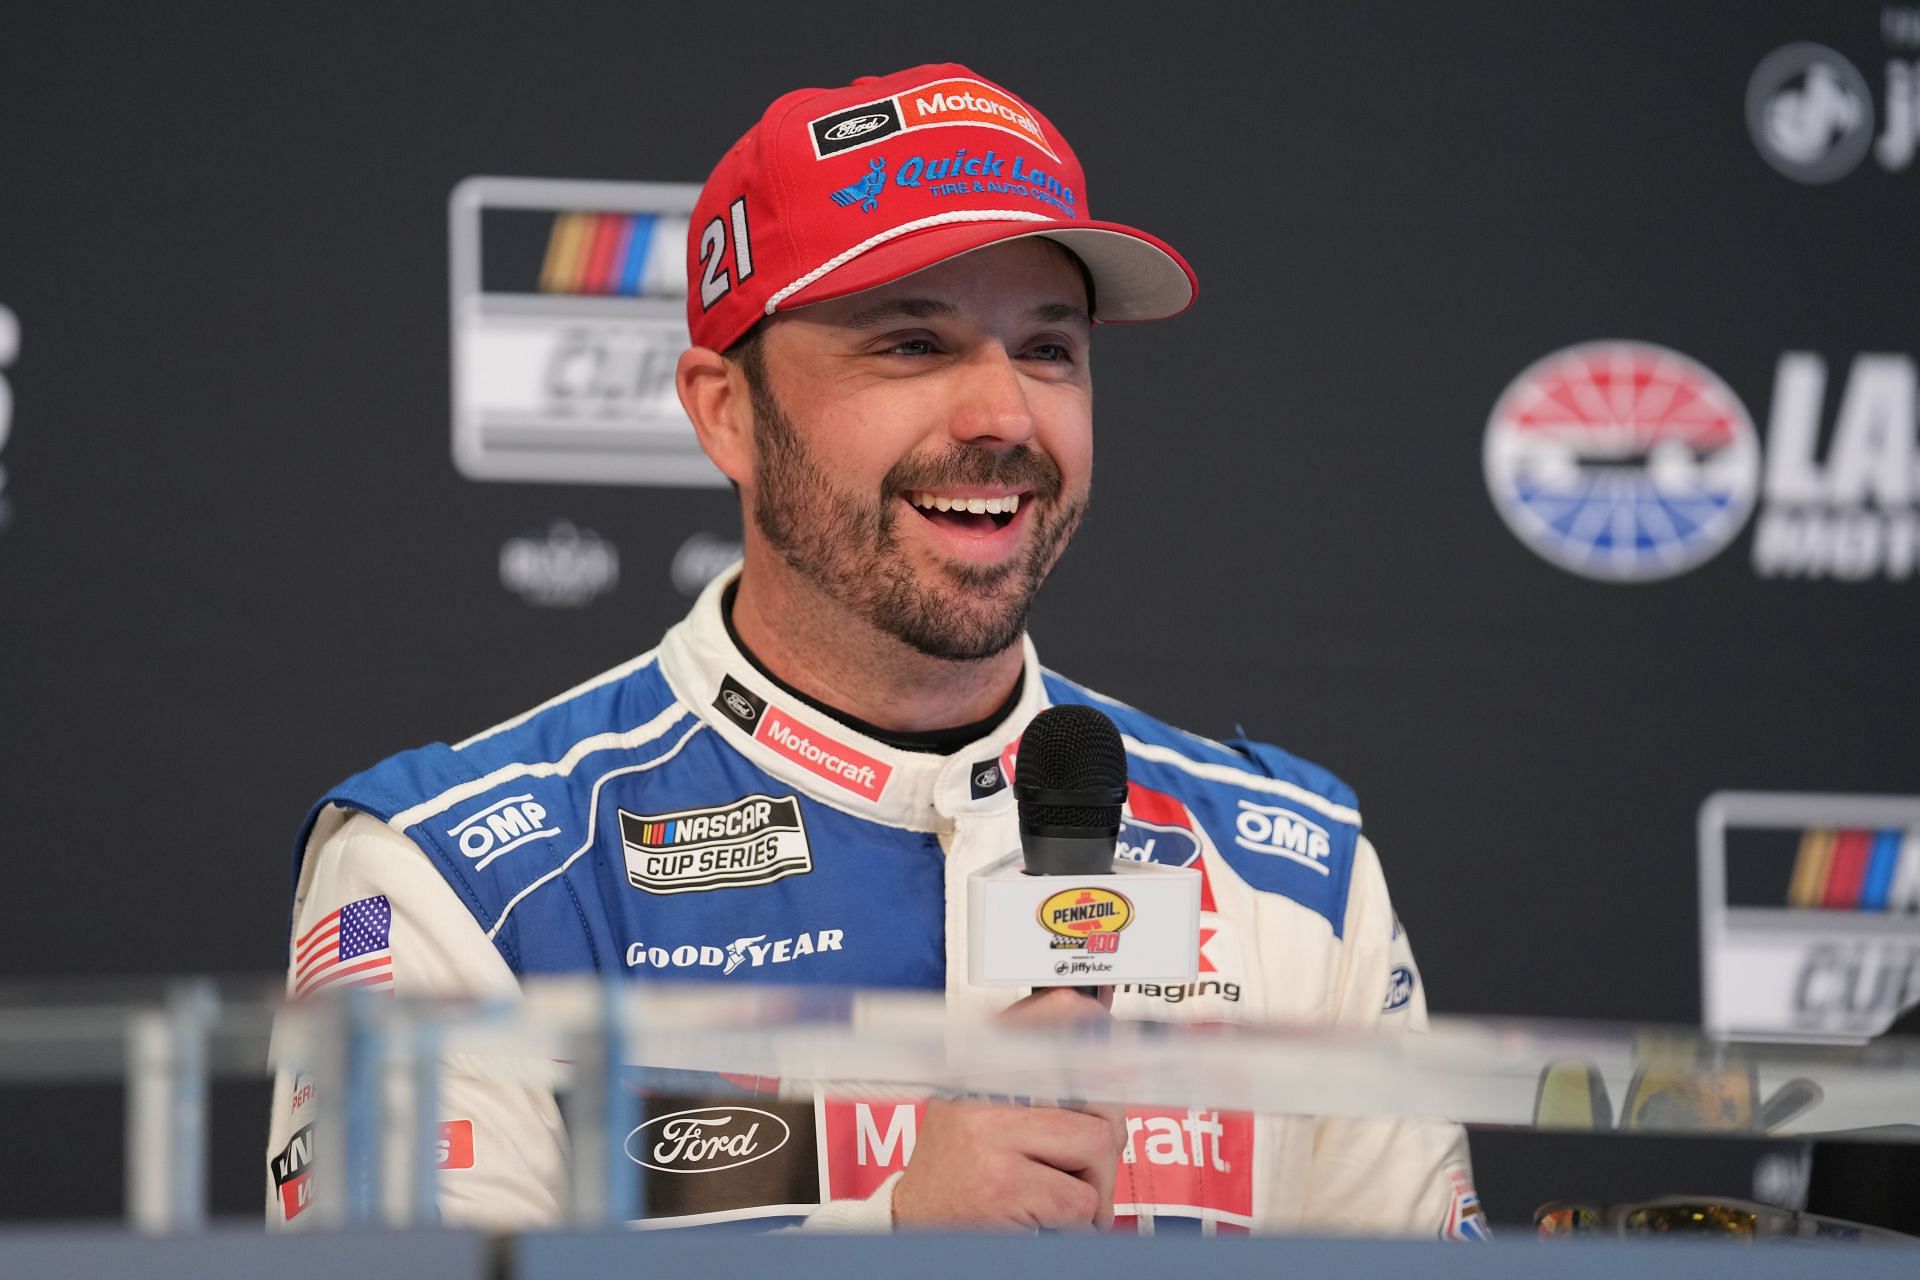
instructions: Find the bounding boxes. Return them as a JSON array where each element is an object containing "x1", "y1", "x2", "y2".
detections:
[{"x1": 882, "y1": 445, "x2": 1064, "y2": 504}]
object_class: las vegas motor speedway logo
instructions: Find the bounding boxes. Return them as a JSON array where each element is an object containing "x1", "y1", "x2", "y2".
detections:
[{"x1": 1485, "y1": 342, "x2": 1920, "y2": 583}]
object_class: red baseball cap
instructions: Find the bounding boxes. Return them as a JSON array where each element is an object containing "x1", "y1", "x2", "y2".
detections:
[{"x1": 685, "y1": 63, "x2": 1197, "y2": 352}]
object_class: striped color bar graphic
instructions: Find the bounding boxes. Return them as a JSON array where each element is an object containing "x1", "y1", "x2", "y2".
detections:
[
  {"x1": 1787, "y1": 827, "x2": 1920, "y2": 910},
  {"x1": 538, "y1": 211, "x2": 684, "y2": 297}
]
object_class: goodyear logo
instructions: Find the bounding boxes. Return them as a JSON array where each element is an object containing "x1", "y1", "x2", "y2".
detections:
[{"x1": 1038, "y1": 886, "x2": 1134, "y2": 953}]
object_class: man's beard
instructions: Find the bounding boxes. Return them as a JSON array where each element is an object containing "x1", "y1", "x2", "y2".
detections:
[{"x1": 746, "y1": 375, "x2": 1084, "y2": 663}]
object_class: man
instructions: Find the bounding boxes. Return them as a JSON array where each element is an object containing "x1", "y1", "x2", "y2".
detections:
[{"x1": 269, "y1": 63, "x2": 1482, "y2": 1238}]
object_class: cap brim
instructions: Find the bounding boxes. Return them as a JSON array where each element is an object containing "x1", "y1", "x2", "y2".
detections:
[{"x1": 774, "y1": 218, "x2": 1196, "y2": 323}]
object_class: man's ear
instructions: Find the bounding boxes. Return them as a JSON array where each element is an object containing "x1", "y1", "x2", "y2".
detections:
[{"x1": 676, "y1": 346, "x2": 752, "y2": 486}]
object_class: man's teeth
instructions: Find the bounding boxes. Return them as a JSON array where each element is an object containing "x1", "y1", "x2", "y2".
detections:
[{"x1": 907, "y1": 492, "x2": 1020, "y2": 515}]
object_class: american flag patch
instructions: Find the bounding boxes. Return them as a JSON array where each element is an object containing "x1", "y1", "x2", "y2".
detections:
[{"x1": 293, "y1": 895, "x2": 394, "y2": 997}]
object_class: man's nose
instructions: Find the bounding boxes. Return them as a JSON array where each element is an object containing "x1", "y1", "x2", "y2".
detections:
[{"x1": 944, "y1": 345, "x2": 1038, "y2": 448}]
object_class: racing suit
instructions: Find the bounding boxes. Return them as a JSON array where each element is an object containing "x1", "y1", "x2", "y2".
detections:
[{"x1": 267, "y1": 565, "x2": 1482, "y2": 1237}]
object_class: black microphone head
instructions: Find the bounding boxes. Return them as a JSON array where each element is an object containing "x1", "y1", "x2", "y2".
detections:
[{"x1": 1015, "y1": 704, "x2": 1128, "y2": 833}]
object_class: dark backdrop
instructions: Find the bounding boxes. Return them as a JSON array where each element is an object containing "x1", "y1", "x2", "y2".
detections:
[{"x1": 1, "y1": 0, "x2": 1912, "y2": 1224}]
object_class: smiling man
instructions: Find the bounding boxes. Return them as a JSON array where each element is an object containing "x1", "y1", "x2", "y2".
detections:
[{"x1": 269, "y1": 63, "x2": 1482, "y2": 1239}]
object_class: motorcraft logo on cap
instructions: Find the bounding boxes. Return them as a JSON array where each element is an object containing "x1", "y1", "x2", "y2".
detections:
[
  {"x1": 713, "y1": 676, "x2": 893, "y2": 802},
  {"x1": 619, "y1": 794, "x2": 813, "y2": 894},
  {"x1": 807, "y1": 76, "x2": 1058, "y2": 161}
]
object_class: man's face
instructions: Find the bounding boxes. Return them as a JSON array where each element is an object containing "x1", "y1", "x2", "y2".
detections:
[{"x1": 739, "y1": 238, "x2": 1094, "y2": 662}]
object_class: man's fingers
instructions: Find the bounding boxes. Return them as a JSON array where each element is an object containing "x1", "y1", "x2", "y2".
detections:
[
  {"x1": 1000, "y1": 987, "x2": 1110, "y2": 1025},
  {"x1": 1000, "y1": 1104, "x2": 1117, "y2": 1174},
  {"x1": 1084, "y1": 1100, "x2": 1129, "y2": 1155},
  {"x1": 1006, "y1": 1160, "x2": 1103, "y2": 1231},
  {"x1": 894, "y1": 1097, "x2": 1121, "y2": 1232}
]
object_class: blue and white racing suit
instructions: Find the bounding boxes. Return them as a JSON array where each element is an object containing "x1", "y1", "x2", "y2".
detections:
[{"x1": 267, "y1": 566, "x2": 1482, "y2": 1237}]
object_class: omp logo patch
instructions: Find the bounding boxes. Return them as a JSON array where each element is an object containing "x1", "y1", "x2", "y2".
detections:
[
  {"x1": 1233, "y1": 799, "x2": 1333, "y2": 875},
  {"x1": 447, "y1": 794, "x2": 561, "y2": 871},
  {"x1": 619, "y1": 794, "x2": 812, "y2": 894}
]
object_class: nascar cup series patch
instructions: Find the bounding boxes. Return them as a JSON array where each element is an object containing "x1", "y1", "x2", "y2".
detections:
[{"x1": 619, "y1": 794, "x2": 812, "y2": 894}]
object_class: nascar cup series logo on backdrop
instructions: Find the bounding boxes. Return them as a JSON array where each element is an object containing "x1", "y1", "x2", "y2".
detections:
[
  {"x1": 1484, "y1": 343, "x2": 1761, "y2": 583},
  {"x1": 448, "y1": 176, "x2": 719, "y2": 488},
  {"x1": 1487, "y1": 343, "x2": 1920, "y2": 583}
]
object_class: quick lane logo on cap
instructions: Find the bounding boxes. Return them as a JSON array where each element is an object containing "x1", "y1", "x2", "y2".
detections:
[
  {"x1": 713, "y1": 676, "x2": 893, "y2": 802},
  {"x1": 619, "y1": 794, "x2": 812, "y2": 895},
  {"x1": 806, "y1": 76, "x2": 1058, "y2": 161}
]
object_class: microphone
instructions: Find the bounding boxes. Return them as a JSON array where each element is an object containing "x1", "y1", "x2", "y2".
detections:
[
  {"x1": 965, "y1": 704, "x2": 1199, "y2": 991},
  {"x1": 1015, "y1": 706, "x2": 1128, "y2": 997},
  {"x1": 1015, "y1": 705, "x2": 1130, "y2": 876}
]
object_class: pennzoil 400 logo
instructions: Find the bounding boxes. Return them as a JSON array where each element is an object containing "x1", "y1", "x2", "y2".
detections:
[{"x1": 1038, "y1": 886, "x2": 1134, "y2": 952}]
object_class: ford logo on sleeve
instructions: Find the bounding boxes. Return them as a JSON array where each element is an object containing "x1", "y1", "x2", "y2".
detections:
[
  {"x1": 1115, "y1": 815, "x2": 1200, "y2": 868},
  {"x1": 1384, "y1": 965, "x2": 1416, "y2": 1012}
]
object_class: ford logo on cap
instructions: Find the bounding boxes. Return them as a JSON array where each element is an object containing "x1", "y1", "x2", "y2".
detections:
[{"x1": 825, "y1": 113, "x2": 890, "y2": 141}]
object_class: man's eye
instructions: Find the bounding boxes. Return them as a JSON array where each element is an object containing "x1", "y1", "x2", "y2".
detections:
[
  {"x1": 885, "y1": 338, "x2": 937, "y2": 356},
  {"x1": 1026, "y1": 343, "x2": 1073, "y2": 362}
]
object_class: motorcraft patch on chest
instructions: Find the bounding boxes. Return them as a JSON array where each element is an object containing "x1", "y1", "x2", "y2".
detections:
[{"x1": 619, "y1": 794, "x2": 812, "y2": 894}]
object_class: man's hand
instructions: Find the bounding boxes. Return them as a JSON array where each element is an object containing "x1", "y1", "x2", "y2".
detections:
[{"x1": 891, "y1": 988, "x2": 1123, "y2": 1231}]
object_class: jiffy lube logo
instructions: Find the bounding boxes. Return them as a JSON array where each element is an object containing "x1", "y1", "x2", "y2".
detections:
[{"x1": 1746, "y1": 24, "x2": 1920, "y2": 185}]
